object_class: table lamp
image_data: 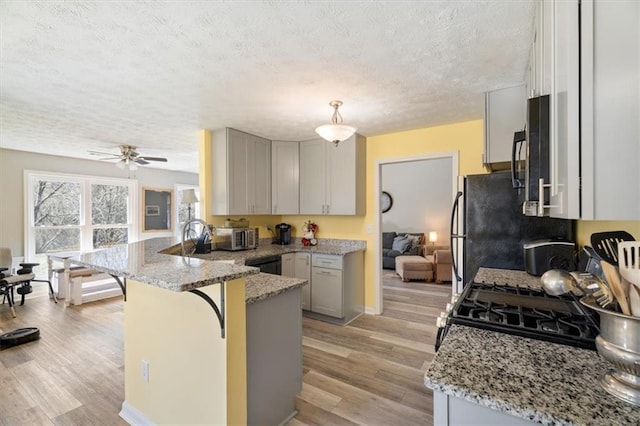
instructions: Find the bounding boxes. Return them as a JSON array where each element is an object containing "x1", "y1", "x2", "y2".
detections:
[
  {"x1": 181, "y1": 189, "x2": 199, "y2": 221},
  {"x1": 429, "y1": 231, "x2": 438, "y2": 246}
]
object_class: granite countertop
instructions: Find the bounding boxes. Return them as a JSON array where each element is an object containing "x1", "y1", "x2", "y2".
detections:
[
  {"x1": 474, "y1": 267, "x2": 543, "y2": 289},
  {"x1": 71, "y1": 237, "x2": 259, "y2": 292},
  {"x1": 425, "y1": 324, "x2": 640, "y2": 425},
  {"x1": 191, "y1": 237, "x2": 366, "y2": 264},
  {"x1": 245, "y1": 273, "x2": 307, "y2": 305}
]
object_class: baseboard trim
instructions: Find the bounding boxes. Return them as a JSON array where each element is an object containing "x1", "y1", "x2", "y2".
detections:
[
  {"x1": 365, "y1": 306, "x2": 379, "y2": 315},
  {"x1": 120, "y1": 401, "x2": 155, "y2": 426}
]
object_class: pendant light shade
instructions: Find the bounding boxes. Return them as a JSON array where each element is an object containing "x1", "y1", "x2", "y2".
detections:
[{"x1": 315, "y1": 100, "x2": 357, "y2": 146}]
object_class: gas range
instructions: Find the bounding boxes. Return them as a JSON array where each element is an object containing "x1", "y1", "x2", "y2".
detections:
[{"x1": 436, "y1": 278, "x2": 599, "y2": 352}]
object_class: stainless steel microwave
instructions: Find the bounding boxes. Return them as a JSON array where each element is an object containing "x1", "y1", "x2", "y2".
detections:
[
  {"x1": 512, "y1": 95, "x2": 550, "y2": 216},
  {"x1": 214, "y1": 227, "x2": 259, "y2": 251}
]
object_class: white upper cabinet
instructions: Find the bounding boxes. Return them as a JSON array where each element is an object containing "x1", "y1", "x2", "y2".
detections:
[
  {"x1": 483, "y1": 84, "x2": 527, "y2": 168},
  {"x1": 299, "y1": 134, "x2": 365, "y2": 216},
  {"x1": 211, "y1": 128, "x2": 271, "y2": 215},
  {"x1": 547, "y1": 0, "x2": 639, "y2": 220},
  {"x1": 527, "y1": 0, "x2": 553, "y2": 99},
  {"x1": 271, "y1": 141, "x2": 300, "y2": 215}
]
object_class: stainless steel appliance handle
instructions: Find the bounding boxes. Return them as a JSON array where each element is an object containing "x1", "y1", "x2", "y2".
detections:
[{"x1": 450, "y1": 191, "x2": 464, "y2": 283}]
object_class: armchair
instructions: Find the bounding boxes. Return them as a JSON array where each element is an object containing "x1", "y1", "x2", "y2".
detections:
[
  {"x1": 1, "y1": 248, "x2": 57, "y2": 317},
  {"x1": 423, "y1": 245, "x2": 453, "y2": 283}
]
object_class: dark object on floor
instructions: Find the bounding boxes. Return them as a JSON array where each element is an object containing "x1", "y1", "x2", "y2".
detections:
[{"x1": 0, "y1": 327, "x2": 40, "y2": 350}]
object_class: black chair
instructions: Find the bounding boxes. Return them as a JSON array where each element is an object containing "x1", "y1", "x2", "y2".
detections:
[{"x1": 1, "y1": 248, "x2": 57, "y2": 317}]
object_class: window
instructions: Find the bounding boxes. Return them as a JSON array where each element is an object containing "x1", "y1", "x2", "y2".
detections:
[{"x1": 26, "y1": 171, "x2": 138, "y2": 265}]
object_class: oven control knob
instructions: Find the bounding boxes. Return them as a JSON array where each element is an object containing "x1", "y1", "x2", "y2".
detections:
[
  {"x1": 450, "y1": 294, "x2": 460, "y2": 304},
  {"x1": 445, "y1": 303, "x2": 453, "y2": 313},
  {"x1": 436, "y1": 312, "x2": 449, "y2": 328}
]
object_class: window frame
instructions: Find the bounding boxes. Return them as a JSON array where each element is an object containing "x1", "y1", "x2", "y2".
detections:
[{"x1": 24, "y1": 170, "x2": 139, "y2": 261}]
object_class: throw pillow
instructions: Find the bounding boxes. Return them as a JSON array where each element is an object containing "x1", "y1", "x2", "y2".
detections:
[
  {"x1": 391, "y1": 236, "x2": 411, "y2": 253},
  {"x1": 404, "y1": 233, "x2": 423, "y2": 249}
]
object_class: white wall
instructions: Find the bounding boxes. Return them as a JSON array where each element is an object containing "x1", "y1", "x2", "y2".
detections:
[
  {"x1": 0, "y1": 148, "x2": 198, "y2": 256},
  {"x1": 381, "y1": 157, "x2": 452, "y2": 244}
]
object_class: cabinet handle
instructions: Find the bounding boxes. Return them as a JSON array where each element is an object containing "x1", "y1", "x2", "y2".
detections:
[
  {"x1": 537, "y1": 178, "x2": 559, "y2": 217},
  {"x1": 326, "y1": 204, "x2": 330, "y2": 214},
  {"x1": 322, "y1": 205, "x2": 325, "y2": 214}
]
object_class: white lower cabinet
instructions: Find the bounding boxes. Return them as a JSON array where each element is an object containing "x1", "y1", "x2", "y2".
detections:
[
  {"x1": 283, "y1": 251, "x2": 364, "y2": 323},
  {"x1": 281, "y1": 252, "x2": 311, "y2": 310},
  {"x1": 311, "y1": 261, "x2": 343, "y2": 318},
  {"x1": 434, "y1": 391, "x2": 535, "y2": 426}
]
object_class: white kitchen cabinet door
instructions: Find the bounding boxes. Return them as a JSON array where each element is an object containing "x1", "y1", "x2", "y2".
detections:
[
  {"x1": 227, "y1": 129, "x2": 251, "y2": 215},
  {"x1": 311, "y1": 267, "x2": 343, "y2": 318},
  {"x1": 549, "y1": 0, "x2": 581, "y2": 219},
  {"x1": 299, "y1": 135, "x2": 365, "y2": 216},
  {"x1": 547, "y1": 0, "x2": 639, "y2": 220},
  {"x1": 294, "y1": 253, "x2": 311, "y2": 310},
  {"x1": 271, "y1": 141, "x2": 299, "y2": 215},
  {"x1": 281, "y1": 253, "x2": 295, "y2": 277},
  {"x1": 327, "y1": 134, "x2": 365, "y2": 215},
  {"x1": 299, "y1": 140, "x2": 328, "y2": 214},
  {"x1": 211, "y1": 128, "x2": 271, "y2": 215},
  {"x1": 580, "y1": 0, "x2": 640, "y2": 219},
  {"x1": 483, "y1": 85, "x2": 527, "y2": 167},
  {"x1": 249, "y1": 135, "x2": 272, "y2": 214}
]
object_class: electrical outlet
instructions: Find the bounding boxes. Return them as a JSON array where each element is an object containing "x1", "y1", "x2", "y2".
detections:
[
  {"x1": 141, "y1": 360, "x2": 149, "y2": 383},
  {"x1": 366, "y1": 224, "x2": 373, "y2": 234}
]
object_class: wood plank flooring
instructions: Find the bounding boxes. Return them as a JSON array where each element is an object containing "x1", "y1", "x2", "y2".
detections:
[
  {"x1": 0, "y1": 271, "x2": 451, "y2": 425},
  {"x1": 290, "y1": 270, "x2": 451, "y2": 425}
]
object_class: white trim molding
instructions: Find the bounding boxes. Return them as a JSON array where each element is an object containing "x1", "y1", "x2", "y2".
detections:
[
  {"x1": 120, "y1": 401, "x2": 155, "y2": 426},
  {"x1": 373, "y1": 151, "x2": 459, "y2": 315}
]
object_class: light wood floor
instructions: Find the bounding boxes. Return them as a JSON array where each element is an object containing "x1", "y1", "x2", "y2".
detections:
[
  {"x1": 0, "y1": 272, "x2": 450, "y2": 425},
  {"x1": 290, "y1": 271, "x2": 451, "y2": 425}
]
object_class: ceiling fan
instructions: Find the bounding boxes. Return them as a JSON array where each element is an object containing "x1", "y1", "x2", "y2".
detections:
[{"x1": 88, "y1": 145, "x2": 168, "y2": 169}]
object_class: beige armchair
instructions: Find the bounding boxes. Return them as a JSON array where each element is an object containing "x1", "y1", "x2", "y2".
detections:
[{"x1": 424, "y1": 245, "x2": 452, "y2": 283}]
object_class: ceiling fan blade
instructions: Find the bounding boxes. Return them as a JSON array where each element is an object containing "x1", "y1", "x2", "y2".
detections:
[
  {"x1": 134, "y1": 159, "x2": 150, "y2": 165},
  {"x1": 88, "y1": 150, "x2": 121, "y2": 158},
  {"x1": 138, "y1": 156, "x2": 168, "y2": 162}
]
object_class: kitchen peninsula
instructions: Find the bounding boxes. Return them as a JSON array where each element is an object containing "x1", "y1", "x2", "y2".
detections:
[{"x1": 70, "y1": 237, "x2": 308, "y2": 425}]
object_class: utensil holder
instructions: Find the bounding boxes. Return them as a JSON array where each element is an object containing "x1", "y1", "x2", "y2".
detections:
[{"x1": 581, "y1": 296, "x2": 640, "y2": 406}]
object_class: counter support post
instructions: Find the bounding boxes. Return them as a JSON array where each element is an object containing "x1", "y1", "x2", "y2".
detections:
[{"x1": 190, "y1": 282, "x2": 226, "y2": 338}]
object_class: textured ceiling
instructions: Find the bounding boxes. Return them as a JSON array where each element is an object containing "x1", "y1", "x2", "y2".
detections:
[{"x1": 0, "y1": 1, "x2": 535, "y2": 173}]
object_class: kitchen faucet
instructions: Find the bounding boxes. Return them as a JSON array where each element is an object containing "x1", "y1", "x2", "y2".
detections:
[{"x1": 181, "y1": 218, "x2": 215, "y2": 256}]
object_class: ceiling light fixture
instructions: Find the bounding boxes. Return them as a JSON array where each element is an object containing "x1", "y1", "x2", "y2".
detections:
[
  {"x1": 315, "y1": 100, "x2": 357, "y2": 146},
  {"x1": 115, "y1": 158, "x2": 138, "y2": 171}
]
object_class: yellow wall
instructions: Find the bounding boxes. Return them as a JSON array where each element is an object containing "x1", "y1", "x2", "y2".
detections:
[
  {"x1": 124, "y1": 278, "x2": 246, "y2": 424},
  {"x1": 282, "y1": 120, "x2": 486, "y2": 308},
  {"x1": 576, "y1": 221, "x2": 640, "y2": 248}
]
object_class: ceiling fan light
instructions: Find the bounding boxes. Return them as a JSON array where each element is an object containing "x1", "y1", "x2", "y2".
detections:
[
  {"x1": 129, "y1": 161, "x2": 138, "y2": 171},
  {"x1": 315, "y1": 124, "x2": 357, "y2": 145},
  {"x1": 115, "y1": 160, "x2": 126, "y2": 169}
]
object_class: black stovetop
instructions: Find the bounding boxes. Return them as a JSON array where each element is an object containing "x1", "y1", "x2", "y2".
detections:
[{"x1": 449, "y1": 281, "x2": 598, "y2": 350}]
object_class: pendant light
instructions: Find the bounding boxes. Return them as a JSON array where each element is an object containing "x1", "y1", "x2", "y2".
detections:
[{"x1": 315, "y1": 100, "x2": 357, "y2": 146}]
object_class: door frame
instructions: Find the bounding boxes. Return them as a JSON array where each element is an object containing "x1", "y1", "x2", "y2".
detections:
[{"x1": 372, "y1": 151, "x2": 459, "y2": 315}]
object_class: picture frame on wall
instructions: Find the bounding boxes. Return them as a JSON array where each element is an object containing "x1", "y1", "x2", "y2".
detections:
[
  {"x1": 145, "y1": 205, "x2": 160, "y2": 216},
  {"x1": 142, "y1": 187, "x2": 173, "y2": 232}
]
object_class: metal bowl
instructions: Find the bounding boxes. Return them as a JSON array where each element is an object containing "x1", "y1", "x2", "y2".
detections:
[{"x1": 581, "y1": 296, "x2": 640, "y2": 406}]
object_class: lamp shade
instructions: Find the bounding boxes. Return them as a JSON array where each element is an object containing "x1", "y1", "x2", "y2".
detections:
[
  {"x1": 315, "y1": 124, "x2": 357, "y2": 144},
  {"x1": 429, "y1": 231, "x2": 438, "y2": 243},
  {"x1": 181, "y1": 189, "x2": 199, "y2": 204}
]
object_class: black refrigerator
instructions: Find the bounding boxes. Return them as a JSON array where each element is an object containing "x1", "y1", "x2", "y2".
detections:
[{"x1": 450, "y1": 171, "x2": 574, "y2": 287}]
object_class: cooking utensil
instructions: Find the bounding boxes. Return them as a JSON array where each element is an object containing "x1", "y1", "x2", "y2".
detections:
[
  {"x1": 601, "y1": 260, "x2": 631, "y2": 315},
  {"x1": 540, "y1": 270, "x2": 601, "y2": 332},
  {"x1": 618, "y1": 241, "x2": 640, "y2": 286},
  {"x1": 590, "y1": 231, "x2": 634, "y2": 266},
  {"x1": 628, "y1": 283, "x2": 640, "y2": 317}
]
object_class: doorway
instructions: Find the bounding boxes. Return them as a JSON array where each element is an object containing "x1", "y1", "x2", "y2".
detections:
[{"x1": 373, "y1": 152, "x2": 458, "y2": 314}]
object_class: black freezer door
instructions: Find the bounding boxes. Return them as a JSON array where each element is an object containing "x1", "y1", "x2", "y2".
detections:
[{"x1": 463, "y1": 172, "x2": 574, "y2": 283}]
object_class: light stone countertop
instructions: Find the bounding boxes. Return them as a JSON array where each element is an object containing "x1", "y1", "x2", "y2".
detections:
[
  {"x1": 70, "y1": 237, "x2": 347, "y2": 301},
  {"x1": 245, "y1": 273, "x2": 307, "y2": 305},
  {"x1": 474, "y1": 267, "x2": 543, "y2": 289},
  {"x1": 71, "y1": 237, "x2": 259, "y2": 292},
  {"x1": 424, "y1": 324, "x2": 640, "y2": 425}
]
